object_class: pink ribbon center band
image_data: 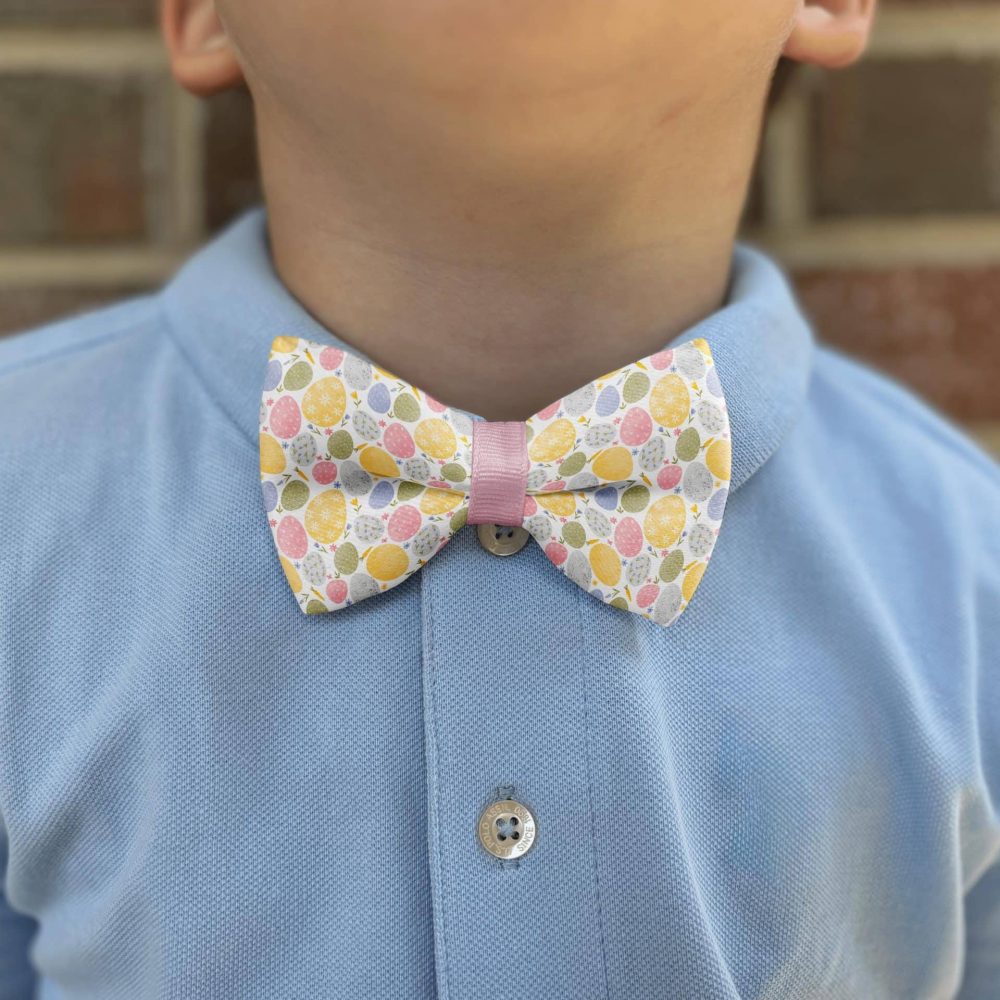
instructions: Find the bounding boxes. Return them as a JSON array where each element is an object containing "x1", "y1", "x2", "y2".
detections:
[{"x1": 466, "y1": 421, "x2": 530, "y2": 527}]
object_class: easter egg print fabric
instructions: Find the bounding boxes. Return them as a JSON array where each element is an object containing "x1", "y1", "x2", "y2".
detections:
[{"x1": 260, "y1": 334, "x2": 731, "y2": 627}]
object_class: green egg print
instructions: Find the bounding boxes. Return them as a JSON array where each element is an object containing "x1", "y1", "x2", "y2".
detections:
[
  {"x1": 621, "y1": 484, "x2": 650, "y2": 512},
  {"x1": 305, "y1": 599, "x2": 328, "y2": 615},
  {"x1": 440, "y1": 463, "x2": 467, "y2": 483},
  {"x1": 281, "y1": 480, "x2": 310, "y2": 510},
  {"x1": 393, "y1": 393, "x2": 421, "y2": 422},
  {"x1": 450, "y1": 507, "x2": 468, "y2": 533},
  {"x1": 327, "y1": 430, "x2": 354, "y2": 460},
  {"x1": 334, "y1": 543, "x2": 359, "y2": 575},
  {"x1": 397, "y1": 481, "x2": 424, "y2": 502},
  {"x1": 283, "y1": 360, "x2": 313, "y2": 392},
  {"x1": 659, "y1": 550, "x2": 684, "y2": 582},
  {"x1": 562, "y1": 522, "x2": 587, "y2": 548},
  {"x1": 622, "y1": 371, "x2": 650, "y2": 403},
  {"x1": 559, "y1": 451, "x2": 587, "y2": 477},
  {"x1": 675, "y1": 427, "x2": 701, "y2": 463}
]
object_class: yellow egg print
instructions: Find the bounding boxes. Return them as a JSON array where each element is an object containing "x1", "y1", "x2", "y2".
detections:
[
  {"x1": 271, "y1": 335, "x2": 300, "y2": 354},
  {"x1": 304, "y1": 489, "x2": 347, "y2": 544},
  {"x1": 589, "y1": 542, "x2": 621, "y2": 587},
  {"x1": 415, "y1": 418, "x2": 457, "y2": 460},
  {"x1": 643, "y1": 494, "x2": 686, "y2": 548},
  {"x1": 279, "y1": 556, "x2": 302, "y2": 594},
  {"x1": 259, "y1": 433, "x2": 286, "y2": 475},
  {"x1": 649, "y1": 374, "x2": 690, "y2": 428},
  {"x1": 359, "y1": 446, "x2": 400, "y2": 478},
  {"x1": 366, "y1": 544, "x2": 410, "y2": 581},
  {"x1": 591, "y1": 446, "x2": 633, "y2": 482},
  {"x1": 706, "y1": 438, "x2": 731, "y2": 480},
  {"x1": 682, "y1": 562, "x2": 706, "y2": 602},
  {"x1": 302, "y1": 377, "x2": 347, "y2": 427},
  {"x1": 692, "y1": 338, "x2": 712, "y2": 357},
  {"x1": 527, "y1": 418, "x2": 576, "y2": 463},
  {"x1": 534, "y1": 492, "x2": 577, "y2": 518},
  {"x1": 419, "y1": 488, "x2": 465, "y2": 516}
]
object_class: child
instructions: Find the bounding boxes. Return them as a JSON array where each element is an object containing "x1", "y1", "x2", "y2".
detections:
[{"x1": 1, "y1": 0, "x2": 998, "y2": 996}]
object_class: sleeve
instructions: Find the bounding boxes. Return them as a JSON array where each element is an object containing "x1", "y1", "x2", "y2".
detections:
[
  {"x1": 956, "y1": 470, "x2": 1000, "y2": 998},
  {"x1": 0, "y1": 831, "x2": 38, "y2": 1000},
  {"x1": 957, "y1": 857, "x2": 1000, "y2": 998}
]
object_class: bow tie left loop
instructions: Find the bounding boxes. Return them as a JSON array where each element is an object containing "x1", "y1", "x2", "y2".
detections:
[{"x1": 260, "y1": 337, "x2": 475, "y2": 613}]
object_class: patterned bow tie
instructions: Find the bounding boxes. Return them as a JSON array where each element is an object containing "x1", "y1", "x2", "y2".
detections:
[{"x1": 259, "y1": 335, "x2": 730, "y2": 627}]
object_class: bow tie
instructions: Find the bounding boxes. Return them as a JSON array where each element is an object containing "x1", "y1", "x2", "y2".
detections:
[{"x1": 259, "y1": 335, "x2": 730, "y2": 627}]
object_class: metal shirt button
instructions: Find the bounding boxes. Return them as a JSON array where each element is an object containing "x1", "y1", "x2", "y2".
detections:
[
  {"x1": 477, "y1": 798, "x2": 537, "y2": 860},
  {"x1": 476, "y1": 522, "x2": 530, "y2": 556}
]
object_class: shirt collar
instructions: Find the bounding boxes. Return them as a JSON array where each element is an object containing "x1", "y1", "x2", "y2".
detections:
[{"x1": 162, "y1": 206, "x2": 814, "y2": 494}]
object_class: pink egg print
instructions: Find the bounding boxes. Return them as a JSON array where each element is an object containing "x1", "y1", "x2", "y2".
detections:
[
  {"x1": 383, "y1": 422, "x2": 415, "y2": 459},
  {"x1": 650, "y1": 349, "x2": 673, "y2": 370},
  {"x1": 277, "y1": 516, "x2": 308, "y2": 560},
  {"x1": 388, "y1": 504, "x2": 422, "y2": 542},
  {"x1": 657, "y1": 464, "x2": 682, "y2": 490},
  {"x1": 428, "y1": 479, "x2": 450, "y2": 490},
  {"x1": 269, "y1": 395, "x2": 302, "y2": 439},
  {"x1": 313, "y1": 461, "x2": 337, "y2": 485},
  {"x1": 425, "y1": 394, "x2": 447, "y2": 413},
  {"x1": 522, "y1": 496, "x2": 538, "y2": 517},
  {"x1": 545, "y1": 542, "x2": 568, "y2": 566},
  {"x1": 541, "y1": 479, "x2": 566, "y2": 492},
  {"x1": 536, "y1": 400, "x2": 561, "y2": 420},
  {"x1": 620, "y1": 407, "x2": 652, "y2": 446},
  {"x1": 636, "y1": 583, "x2": 660, "y2": 608},
  {"x1": 319, "y1": 347, "x2": 344, "y2": 371},
  {"x1": 614, "y1": 517, "x2": 644, "y2": 558},
  {"x1": 326, "y1": 579, "x2": 348, "y2": 604}
]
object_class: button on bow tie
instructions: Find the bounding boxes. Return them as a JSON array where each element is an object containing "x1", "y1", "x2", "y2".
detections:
[{"x1": 260, "y1": 335, "x2": 731, "y2": 627}]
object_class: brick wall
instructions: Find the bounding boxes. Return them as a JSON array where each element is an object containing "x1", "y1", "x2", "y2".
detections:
[{"x1": 1, "y1": 1, "x2": 998, "y2": 457}]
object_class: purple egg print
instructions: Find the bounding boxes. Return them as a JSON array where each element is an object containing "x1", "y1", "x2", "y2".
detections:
[
  {"x1": 369, "y1": 480, "x2": 395, "y2": 509},
  {"x1": 708, "y1": 487, "x2": 728, "y2": 520},
  {"x1": 594, "y1": 486, "x2": 619, "y2": 511},
  {"x1": 263, "y1": 358, "x2": 282, "y2": 392},
  {"x1": 261, "y1": 481, "x2": 278, "y2": 512},
  {"x1": 368, "y1": 382, "x2": 391, "y2": 413},
  {"x1": 595, "y1": 385, "x2": 620, "y2": 417}
]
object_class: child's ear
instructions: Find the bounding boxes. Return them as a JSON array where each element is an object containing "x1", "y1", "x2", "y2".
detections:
[
  {"x1": 781, "y1": 0, "x2": 877, "y2": 70},
  {"x1": 161, "y1": 0, "x2": 244, "y2": 97}
]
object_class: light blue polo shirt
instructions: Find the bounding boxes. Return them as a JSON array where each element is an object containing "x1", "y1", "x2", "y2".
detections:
[{"x1": 1, "y1": 206, "x2": 998, "y2": 999}]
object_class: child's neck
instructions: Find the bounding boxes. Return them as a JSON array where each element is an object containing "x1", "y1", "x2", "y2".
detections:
[{"x1": 259, "y1": 111, "x2": 755, "y2": 421}]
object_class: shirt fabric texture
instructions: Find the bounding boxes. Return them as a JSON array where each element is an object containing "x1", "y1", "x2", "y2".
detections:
[{"x1": 0, "y1": 206, "x2": 999, "y2": 999}]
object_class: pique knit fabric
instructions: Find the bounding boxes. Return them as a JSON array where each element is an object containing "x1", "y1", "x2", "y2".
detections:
[
  {"x1": 258, "y1": 334, "x2": 731, "y2": 625},
  {"x1": 0, "y1": 206, "x2": 999, "y2": 1000}
]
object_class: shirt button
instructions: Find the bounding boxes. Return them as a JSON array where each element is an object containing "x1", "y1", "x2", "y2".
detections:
[
  {"x1": 476, "y1": 522, "x2": 530, "y2": 557},
  {"x1": 477, "y1": 798, "x2": 537, "y2": 860}
]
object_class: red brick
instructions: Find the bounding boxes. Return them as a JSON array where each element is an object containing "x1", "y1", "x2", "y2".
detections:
[
  {"x1": 791, "y1": 267, "x2": 1000, "y2": 422},
  {"x1": 0, "y1": 285, "x2": 152, "y2": 337},
  {"x1": 810, "y1": 58, "x2": 998, "y2": 216},
  {"x1": 0, "y1": 75, "x2": 148, "y2": 244},
  {"x1": 0, "y1": 0, "x2": 155, "y2": 25}
]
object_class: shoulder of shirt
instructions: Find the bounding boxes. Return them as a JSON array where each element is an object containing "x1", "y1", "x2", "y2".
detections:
[
  {"x1": 808, "y1": 338, "x2": 1000, "y2": 499},
  {"x1": 0, "y1": 291, "x2": 165, "y2": 384},
  {"x1": 0, "y1": 291, "x2": 181, "y2": 449}
]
